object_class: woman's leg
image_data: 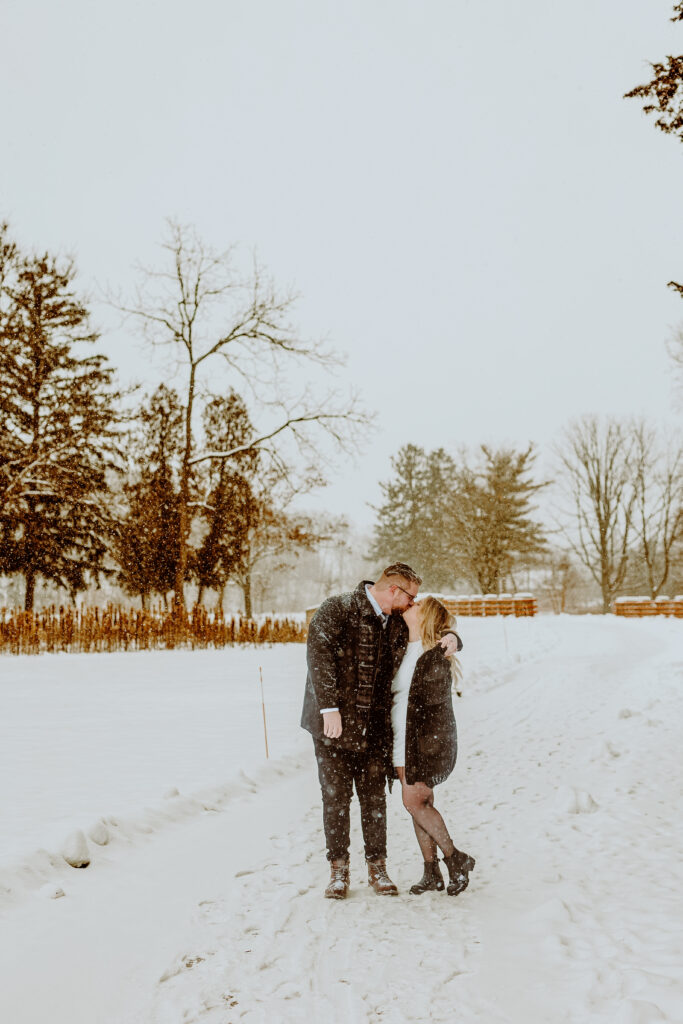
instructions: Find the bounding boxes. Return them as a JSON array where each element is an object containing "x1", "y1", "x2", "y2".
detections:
[
  {"x1": 398, "y1": 772, "x2": 475, "y2": 896},
  {"x1": 396, "y1": 768, "x2": 446, "y2": 893},
  {"x1": 396, "y1": 767, "x2": 434, "y2": 859},
  {"x1": 412, "y1": 819, "x2": 438, "y2": 862},
  {"x1": 400, "y1": 778, "x2": 456, "y2": 859}
]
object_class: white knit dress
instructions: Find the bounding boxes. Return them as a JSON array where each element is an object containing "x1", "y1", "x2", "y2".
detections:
[{"x1": 391, "y1": 639, "x2": 424, "y2": 768}]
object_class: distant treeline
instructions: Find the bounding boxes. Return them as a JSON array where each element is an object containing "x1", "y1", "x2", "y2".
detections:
[
  {"x1": 2, "y1": 221, "x2": 682, "y2": 618},
  {"x1": 0, "y1": 604, "x2": 307, "y2": 655}
]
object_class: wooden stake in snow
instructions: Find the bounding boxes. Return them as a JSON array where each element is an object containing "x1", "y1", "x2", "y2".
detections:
[
  {"x1": 259, "y1": 665, "x2": 269, "y2": 759},
  {"x1": 501, "y1": 613, "x2": 509, "y2": 655}
]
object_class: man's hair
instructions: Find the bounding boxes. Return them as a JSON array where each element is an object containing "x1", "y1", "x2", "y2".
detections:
[{"x1": 376, "y1": 562, "x2": 422, "y2": 588}]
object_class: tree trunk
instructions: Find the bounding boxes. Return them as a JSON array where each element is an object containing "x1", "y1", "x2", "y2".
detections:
[
  {"x1": 24, "y1": 569, "x2": 36, "y2": 611},
  {"x1": 479, "y1": 569, "x2": 497, "y2": 594},
  {"x1": 175, "y1": 364, "x2": 196, "y2": 606},
  {"x1": 560, "y1": 575, "x2": 568, "y2": 614},
  {"x1": 243, "y1": 574, "x2": 253, "y2": 619}
]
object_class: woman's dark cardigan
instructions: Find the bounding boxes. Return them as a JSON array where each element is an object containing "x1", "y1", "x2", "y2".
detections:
[{"x1": 401, "y1": 646, "x2": 458, "y2": 789}]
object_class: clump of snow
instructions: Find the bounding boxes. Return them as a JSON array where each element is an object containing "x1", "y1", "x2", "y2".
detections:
[
  {"x1": 38, "y1": 882, "x2": 65, "y2": 899},
  {"x1": 61, "y1": 830, "x2": 90, "y2": 868},
  {"x1": 87, "y1": 820, "x2": 109, "y2": 846}
]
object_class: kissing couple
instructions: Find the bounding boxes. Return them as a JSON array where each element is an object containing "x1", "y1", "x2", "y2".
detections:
[{"x1": 301, "y1": 562, "x2": 475, "y2": 899}]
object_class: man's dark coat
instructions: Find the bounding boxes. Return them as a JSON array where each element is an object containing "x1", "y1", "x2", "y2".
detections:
[{"x1": 301, "y1": 581, "x2": 408, "y2": 754}]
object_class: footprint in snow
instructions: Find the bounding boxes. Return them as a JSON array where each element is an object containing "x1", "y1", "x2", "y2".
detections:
[
  {"x1": 158, "y1": 951, "x2": 212, "y2": 983},
  {"x1": 621, "y1": 999, "x2": 667, "y2": 1023},
  {"x1": 555, "y1": 786, "x2": 598, "y2": 815},
  {"x1": 592, "y1": 740, "x2": 621, "y2": 761}
]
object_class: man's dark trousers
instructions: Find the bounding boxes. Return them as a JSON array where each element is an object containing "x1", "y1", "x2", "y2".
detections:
[{"x1": 313, "y1": 738, "x2": 387, "y2": 863}]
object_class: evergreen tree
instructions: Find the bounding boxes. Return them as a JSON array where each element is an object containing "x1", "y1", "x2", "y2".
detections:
[
  {"x1": 419, "y1": 448, "x2": 461, "y2": 589},
  {"x1": 0, "y1": 244, "x2": 121, "y2": 609},
  {"x1": 370, "y1": 445, "x2": 460, "y2": 590},
  {"x1": 371, "y1": 444, "x2": 427, "y2": 569},
  {"x1": 195, "y1": 392, "x2": 259, "y2": 606},
  {"x1": 453, "y1": 445, "x2": 548, "y2": 593},
  {"x1": 112, "y1": 385, "x2": 183, "y2": 606}
]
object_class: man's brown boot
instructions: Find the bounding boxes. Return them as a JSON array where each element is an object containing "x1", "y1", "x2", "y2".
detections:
[
  {"x1": 324, "y1": 860, "x2": 350, "y2": 900},
  {"x1": 367, "y1": 858, "x2": 399, "y2": 896}
]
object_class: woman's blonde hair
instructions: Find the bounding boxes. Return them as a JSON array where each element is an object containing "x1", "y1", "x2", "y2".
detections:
[{"x1": 418, "y1": 596, "x2": 462, "y2": 684}]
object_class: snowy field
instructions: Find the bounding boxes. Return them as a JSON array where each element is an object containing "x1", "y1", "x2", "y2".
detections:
[
  {"x1": 1, "y1": 615, "x2": 682, "y2": 1023},
  {"x1": 0, "y1": 647, "x2": 309, "y2": 873}
]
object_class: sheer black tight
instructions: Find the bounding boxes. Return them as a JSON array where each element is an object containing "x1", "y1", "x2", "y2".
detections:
[{"x1": 396, "y1": 768, "x2": 455, "y2": 862}]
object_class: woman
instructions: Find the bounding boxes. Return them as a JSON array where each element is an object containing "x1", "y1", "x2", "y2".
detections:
[{"x1": 391, "y1": 596, "x2": 475, "y2": 896}]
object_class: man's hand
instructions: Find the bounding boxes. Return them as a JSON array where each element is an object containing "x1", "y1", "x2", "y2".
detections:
[
  {"x1": 439, "y1": 633, "x2": 460, "y2": 657},
  {"x1": 322, "y1": 710, "x2": 343, "y2": 739}
]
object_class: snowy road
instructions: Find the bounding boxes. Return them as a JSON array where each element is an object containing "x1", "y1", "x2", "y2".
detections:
[{"x1": 1, "y1": 617, "x2": 682, "y2": 1023}]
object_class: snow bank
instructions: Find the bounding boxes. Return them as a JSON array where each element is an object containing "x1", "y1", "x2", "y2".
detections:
[{"x1": 0, "y1": 646, "x2": 310, "y2": 902}]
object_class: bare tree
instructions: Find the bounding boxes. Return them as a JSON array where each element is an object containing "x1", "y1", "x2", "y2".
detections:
[
  {"x1": 667, "y1": 325, "x2": 683, "y2": 400},
  {"x1": 116, "y1": 220, "x2": 370, "y2": 605},
  {"x1": 631, "y1": 420, "x2": 683, "y2": 598},
  {"x1": 537, "y1": 549, "x2": 579, "y2": 614},
  {"x1": 229, "y1": 469, "x2": 325, "y2": 617},
  {"x1": 556, "y1": 416, "x2": 637, "y2": 613}
]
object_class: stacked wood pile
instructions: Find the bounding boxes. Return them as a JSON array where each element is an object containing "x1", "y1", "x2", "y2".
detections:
[
  {"x1": 0, "y1": 605, "x2": 307, "y2": 655},
  {"x1": 305, "y1": 592, "x2": 538, "y2": 625},
  {"x1": 435, "y1": 594, "x2": 537, "y2": 617},
  {"x1": 613, "y1": 597, "x2": 683, "y2": 618}
]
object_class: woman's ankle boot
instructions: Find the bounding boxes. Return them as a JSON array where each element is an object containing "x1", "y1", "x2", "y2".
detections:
[
  {"x1": 409, "y1": 859, "x2": 445, "y2": 894},
  {"x1": 443, "y1": 848, "x2": 475, "y2": 896}
]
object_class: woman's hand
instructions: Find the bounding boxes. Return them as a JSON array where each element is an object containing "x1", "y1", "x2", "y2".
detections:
[
  {"x1": 439, "y1": 633, "x2": 460, "y2": 657},
  {"x1": 322, "y1": 710, "x2": 343, "y2": 739}
]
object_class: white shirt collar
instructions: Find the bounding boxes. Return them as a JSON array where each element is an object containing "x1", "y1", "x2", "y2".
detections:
[{"x1": 365, "y1": 583, "x2": 387, "y2": 620}]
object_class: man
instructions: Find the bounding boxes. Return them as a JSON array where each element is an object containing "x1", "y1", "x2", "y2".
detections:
[{"x1": 301, "y1": 563, "x2": 462, "y2": 899}]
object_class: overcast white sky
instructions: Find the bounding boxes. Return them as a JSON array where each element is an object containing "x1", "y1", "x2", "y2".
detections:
[{"x1": 2, "y1": 0, "x2": 683, "y2": 528}]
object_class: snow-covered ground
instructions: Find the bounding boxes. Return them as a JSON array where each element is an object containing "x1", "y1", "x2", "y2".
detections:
[
  {"x1": 1, "y1": 615, "x2": 682, "y2": 1023},
  {"x1": 0, "y1": 647, "x2": 309, "y2": 875}
]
